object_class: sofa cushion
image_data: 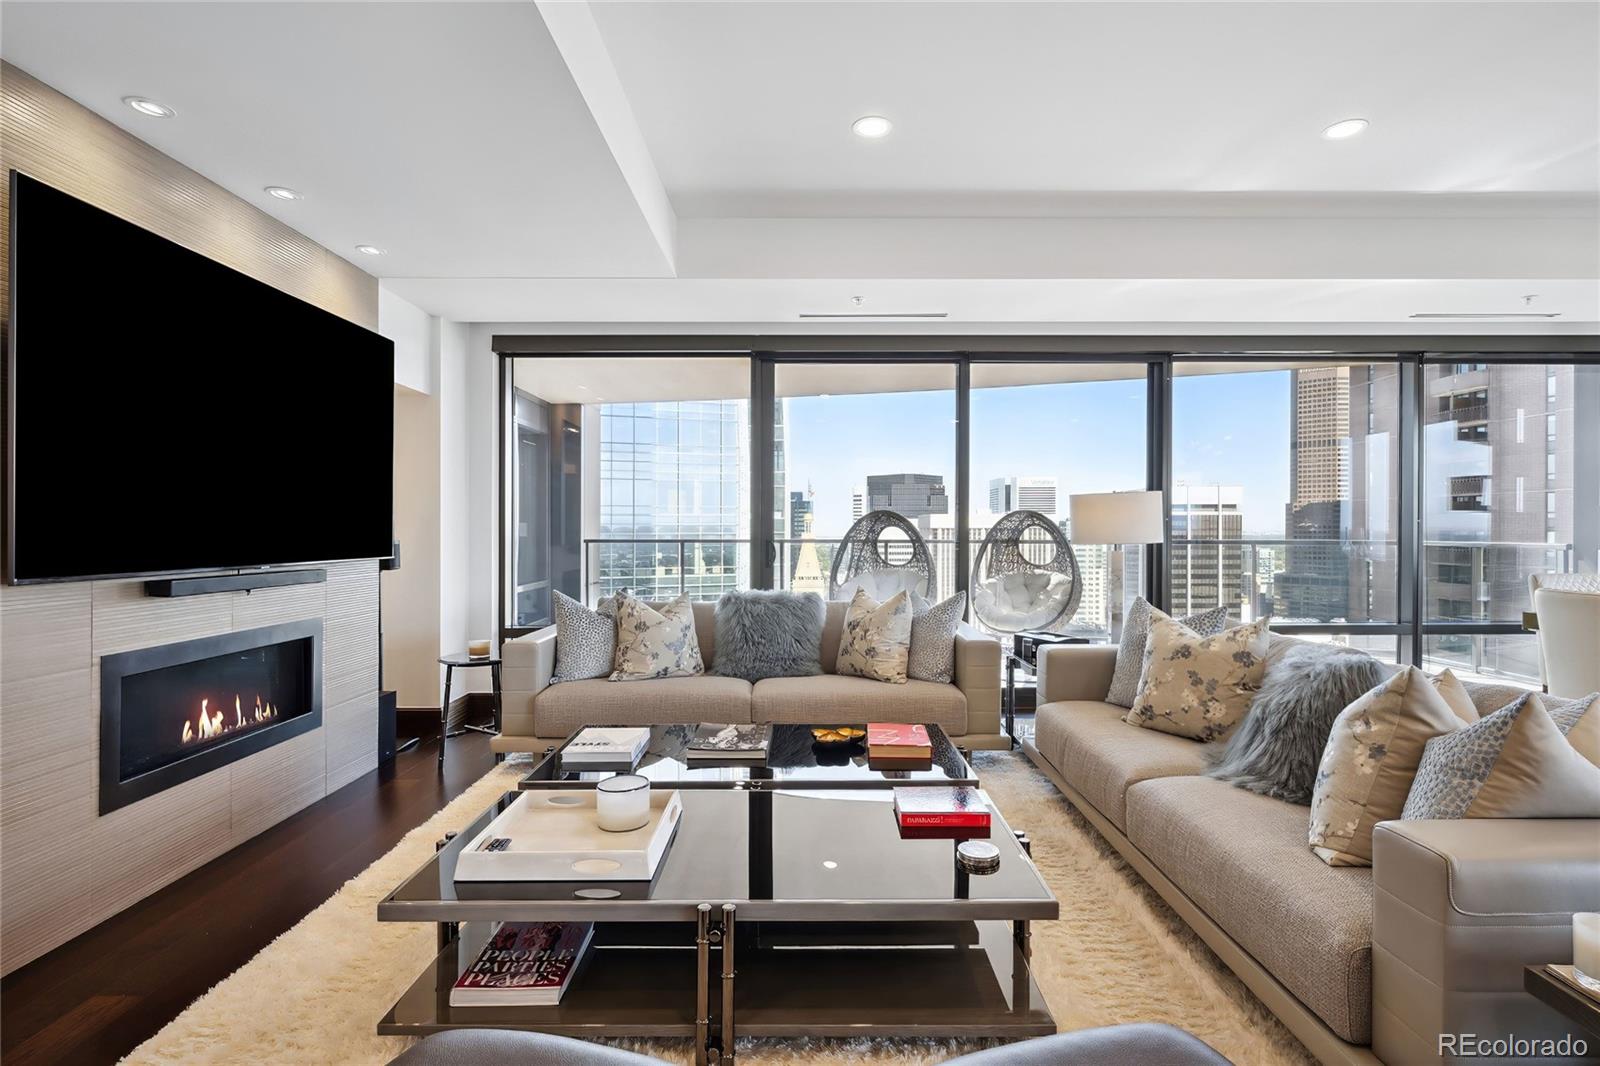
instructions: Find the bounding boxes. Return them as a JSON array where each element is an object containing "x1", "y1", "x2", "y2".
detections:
[
  {"x1": 1125, "y1": 775, "x2": 1374, "y2": 1045},
  {"x1": 751, "y1": 675, "x2": 967, "y2": 733},
  {"x1": 533, "y1": 676, "x2": 752, "y2": 737},
  {"x1": 1033, "y1": 700, "x2": 1216, "y2": 832}
]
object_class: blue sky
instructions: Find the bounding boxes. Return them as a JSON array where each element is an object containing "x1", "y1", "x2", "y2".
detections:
[{"x1": 783, "y1": 370, "x2": 1292, "y2": 536}]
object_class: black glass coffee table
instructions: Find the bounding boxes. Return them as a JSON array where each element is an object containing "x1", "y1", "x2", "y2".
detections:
[
  {"x1": 520, "y1": 723, "x2": 977, "y2": 791},
  {"x1": 377, "y1": 787, "x2": 1056, "y2": 1064}
]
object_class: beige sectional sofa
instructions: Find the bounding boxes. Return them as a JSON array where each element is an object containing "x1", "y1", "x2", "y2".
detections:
[
  {"x1": 493, "y1": 599, "x2": 1006, "y2": 753},
  {"x1": 1027, "y1": 640, "x2": 1600, "y2": 1066}
]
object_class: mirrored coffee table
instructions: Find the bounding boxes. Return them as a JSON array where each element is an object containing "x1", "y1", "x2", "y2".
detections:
[
  {"x1": 521, "y1": 723, "x2": 977, "y2": 791},
  {"x1": 377, "y1": 787, "x2": 1056, "y2": 1064}
]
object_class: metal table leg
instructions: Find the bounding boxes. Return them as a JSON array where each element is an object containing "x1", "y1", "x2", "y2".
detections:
[
  {"x1": 720, "y1": 904, "x2": 737, "y2": 1065},
  {"x1": 695, "y1": 904, "x2": 711, "y2": 1066},
  {"x1": 438, "y1": 664, "x2": 465, "y2": 770},
  {"x1": 462, "y1": 662, "x2": 504, "y2": 738}
]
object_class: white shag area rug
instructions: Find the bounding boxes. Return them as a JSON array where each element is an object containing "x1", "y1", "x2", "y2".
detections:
[{"x1": 123, "y1": 752, "x2": 1314, "y2": 1066}]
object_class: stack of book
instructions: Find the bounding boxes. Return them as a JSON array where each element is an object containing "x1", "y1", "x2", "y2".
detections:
[
  {"x1": 867, "y1": 722, "x2": 933, "y2": 769},
  {"x1": 450, "y1": 921, "x2": 595, "y2": 1007},
  {"x1": 559, "y1": 726, "x2": 651, "y2": 771},
  {"x1": 892, "y1": 785, "x2": 991, "y2": 839},
  {"x1": 686, "y1": 722, "x2": 770, "y2": 762}
]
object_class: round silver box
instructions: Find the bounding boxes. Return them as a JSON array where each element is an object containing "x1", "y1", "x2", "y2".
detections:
[{"x1": 956, "y1": 840, "x2": 1001, "y2": 874}]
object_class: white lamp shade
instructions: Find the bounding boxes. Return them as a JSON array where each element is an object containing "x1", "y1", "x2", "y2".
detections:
[{"x1": 1069, "y1": 491, "x2": 1165, "y2": 545}]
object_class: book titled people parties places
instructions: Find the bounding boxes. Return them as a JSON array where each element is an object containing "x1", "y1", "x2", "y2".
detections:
[
  {"x1": 867, "y1": 722, "x2": 932, "y2": 759},
  {"x1": 450, "y1": 921, "x2": 595, "y2": 1007},
  {"x1": 893, "y1": 786, "x2": 991, "y2": 829}
]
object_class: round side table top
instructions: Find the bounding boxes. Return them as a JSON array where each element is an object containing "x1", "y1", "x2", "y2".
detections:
[{"x1": 438, "y1": 653, "x2": 501, "y2": 667}]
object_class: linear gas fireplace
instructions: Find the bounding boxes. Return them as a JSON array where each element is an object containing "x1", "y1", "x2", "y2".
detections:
[{"x1": 99, "y1": 620, "x2": 323, "y2": 814}]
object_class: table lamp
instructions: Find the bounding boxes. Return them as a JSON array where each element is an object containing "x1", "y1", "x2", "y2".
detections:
[{"x1": 1068, "y1": 490, "x2": 1165, "y2": 639}]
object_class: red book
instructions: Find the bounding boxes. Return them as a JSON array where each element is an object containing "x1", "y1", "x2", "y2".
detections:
[
  {"x1": 867, "y1": 722, "x2": 932, "y2": 759},
  {"x1": 893, "y1": 786, "x2": 991, "y2": 828},
  {"x1": 450, "y1": 922, "x2": 594, "y2": 1006}
]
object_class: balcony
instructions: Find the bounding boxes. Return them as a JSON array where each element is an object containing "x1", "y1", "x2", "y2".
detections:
[{"x1": 577, "y1": 536, "x2": 1571, "y2": 687}]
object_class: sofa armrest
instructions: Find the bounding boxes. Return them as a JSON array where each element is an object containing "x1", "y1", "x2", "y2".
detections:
[
  {"x1": 499, "y1": 626, "x2": 557, "y2": 738},
  {"x1": 1372, "y1": 819, "x2": 1600, "y2": 1065},
  {"x1": 1036, "y1": 643, "x2": 1118, "y2": 704},
  {"x1": 953, "y1": 623, "x2": 1001, "y2": 738}
]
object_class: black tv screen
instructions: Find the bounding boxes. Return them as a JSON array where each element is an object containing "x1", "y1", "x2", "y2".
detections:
[{"x1": 6, "y1": 172, "x2": 394, "y2": 583}]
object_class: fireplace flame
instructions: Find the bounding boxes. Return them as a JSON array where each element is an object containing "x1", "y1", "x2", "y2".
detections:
[{"x1": 180, "y1": 694, "x2": 279, "y2": 746}]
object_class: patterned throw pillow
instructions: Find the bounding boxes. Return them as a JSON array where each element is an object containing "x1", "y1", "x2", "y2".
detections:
[
  {"x1": 1125, "y1": 615, "x2": 1271, "y2": 741},
  {"x1": 610, "y1": 594, "x2": 705, "y2": 682},
  {"x1": 835, "y1": 588, "x2": 913, "y2": 685},
  {"x1": 1402, "y1": 693, "x2": 1600, "y2": 819},
  {"x1": 908, "y1": 591, "x2": 967, "y2": 684},
  {"x1": 1308, "y1": 667, "x2": 1463, "y2": 867},
  {"x1": 1105, "y1": 597, "x2": 1229, "y2": 708},
  {"x1": 550, "y1": 591, "x2": 618, "y2": 684}
]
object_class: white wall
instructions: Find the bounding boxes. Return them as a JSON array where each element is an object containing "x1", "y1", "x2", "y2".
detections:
[{"x1": 381, "y1": 284, "x2": 435, "y2": 395}]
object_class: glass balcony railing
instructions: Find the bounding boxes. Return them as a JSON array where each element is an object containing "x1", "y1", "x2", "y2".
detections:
[{"x1": 580, "y1": 536, "x2": 1572, "y2": 686}]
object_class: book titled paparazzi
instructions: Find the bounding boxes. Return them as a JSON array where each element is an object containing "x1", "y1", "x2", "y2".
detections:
[
  {"x1": 450, "y1": 921, "x2": 595, "y2": 1006},
  {"x1": 893, "y1": 786, "x2": 991, "y2": 829}
]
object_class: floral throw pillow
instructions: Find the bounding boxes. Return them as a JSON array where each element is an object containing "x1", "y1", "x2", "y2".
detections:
[
  {"x1": 835, "y1": 588, "x2": 913, "y2": 685},
  {"x1": 1307, "y1": 667, "x2": 1463, "y2": 867},
  {"x1": 610, "y1": 594, "x2": 705, "y2": 682},
  {"x1": 1125, "y1": 615, "x2": 1270, "y2": 742}
]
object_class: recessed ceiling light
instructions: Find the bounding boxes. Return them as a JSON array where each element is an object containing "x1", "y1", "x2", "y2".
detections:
[
  {"x1": 264, "y1": 186, "x2": 303, "y2": 201},
  {"x1": 1322, "y1": 118, "x2": 1369, "y2": 140},
  {"x1": 123, "y1": 96, "x2": 175, "y2": 118},
  {"x1": 851, "y1": 115, "x2": 892, "y2": 139},
  {"x1": 355, "y1": 245, "x2": 385, "y2": 256}
]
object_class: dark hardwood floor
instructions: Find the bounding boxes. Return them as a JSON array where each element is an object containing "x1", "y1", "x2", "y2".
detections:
[{"x1": 1, "y1": 731, "x2": 501, "y2": 1066}]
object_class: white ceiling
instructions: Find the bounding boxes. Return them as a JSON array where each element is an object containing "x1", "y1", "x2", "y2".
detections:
[
  {"x1": 3, "y1": 1, "x2": 1597, "y2": 331},
  {"x1": 591, "y1": 0, "x2": 1600, "y2": 205}
]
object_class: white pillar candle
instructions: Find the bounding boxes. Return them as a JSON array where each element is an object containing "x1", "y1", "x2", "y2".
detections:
[
  {"x1": 468, "y1": 638, "x2": 492, "y2": 658},
  {"x1": 1576, "y1": 913, "x2": 1600, "y2": 991},
  {"x1": 595, "y1": 774, "x2": 651, "y2": 833}
]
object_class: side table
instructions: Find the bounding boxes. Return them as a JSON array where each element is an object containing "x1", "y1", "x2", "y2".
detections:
[
  {"x1": 437, "y1": 653, "x2": 503, "y2": 770},
  {"x1": 1524, "y1": 965, "x2": 1600, "y2": 1040}
]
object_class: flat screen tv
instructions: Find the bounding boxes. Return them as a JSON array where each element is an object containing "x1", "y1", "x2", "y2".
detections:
[{"x1": 5, "y1": 172, "x2": 394, "y2": 583}]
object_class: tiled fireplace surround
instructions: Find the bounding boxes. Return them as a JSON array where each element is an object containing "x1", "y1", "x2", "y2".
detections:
[
  {"x1": 0, "y1": 62, "x2": 384, "y2": 977},
  {"x1": 0, "y1": 564, "x2": 380, "y2": 974}
]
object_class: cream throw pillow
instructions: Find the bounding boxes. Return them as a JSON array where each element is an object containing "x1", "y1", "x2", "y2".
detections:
[
  {"x1": 610, "y1": 594, "x2": 705, "y2": 681},
  {"x1": 1431, "y1": 668, "x2": 1480, "y2": 725},
  {"x1": 1125, "y1": 615, "x2": 1270, "y2": 742},
  {"x1": 1402, "y1": 693, "x2": 1600, "y2": 819},
  {"x1": 835, "y1": 588, "x2": 913, "y2": 684},
  {"x1": 1308, "y1": 667, "x2": 1462, "y2": 866}
]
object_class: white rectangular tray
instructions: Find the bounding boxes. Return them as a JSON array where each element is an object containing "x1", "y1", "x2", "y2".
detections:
[{"x1": 454, "y1": 789, "x2": 682, "y2": 883}]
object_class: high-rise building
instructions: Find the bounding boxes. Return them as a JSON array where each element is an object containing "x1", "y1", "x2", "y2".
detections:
[
  {"x1": 987, "y1": 476, "x2": 1059, "y2": 515},
  {"x1": 595, "y1": 399, "x2": 750, "y2": 600},
  {"x1": 1276, "y1": 367, "x2": 1353, "y2": 622},
  {"x1": 850, "y1": 484, "x2": 865, "y2": 522},
  {"x1": 867, "y1": 473, "x2": 949, "y2": 520},
  {"x1": 1170, "y1": 483, "x2": 1245, "y2": 617},
  {"x1": 787, "y1": 487, "x2": 813, "y2": 580}
]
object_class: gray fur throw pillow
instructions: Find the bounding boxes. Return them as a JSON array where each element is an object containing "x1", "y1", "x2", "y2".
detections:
[
  {"x1": 1206, "y1": 642, "x2": 1385, "y2": 804},
  {"x1": 711, "y1": 590, "x2": 825, "y2": 682}
]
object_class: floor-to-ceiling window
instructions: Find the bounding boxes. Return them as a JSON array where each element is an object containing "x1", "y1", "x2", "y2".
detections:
[
  {"x1": 770, "y1": 361, "x2": 958, "y2": 597},
  {"x1": 1169, "y1": 358, "x2": 1402, "y2": 660},
  {"x1": 498, "y1": 344, "x2": 1598, "y2": 667},
  {"x1": 969, "y1": 362, "x2": 1148, "y2": 639},
  {"x1": 504, "y1": 356, "x2": 751, "y2": 630},
  {"x1": 1420, "y1": 358, "x2": 1599, "y2": 684}
]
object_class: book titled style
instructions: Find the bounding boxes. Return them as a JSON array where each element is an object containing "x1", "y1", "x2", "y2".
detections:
[{"x1": 450, "y1": 921, "x2": 595, "y2": 1006}]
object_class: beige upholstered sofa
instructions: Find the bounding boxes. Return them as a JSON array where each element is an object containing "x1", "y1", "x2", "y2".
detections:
[
  {"x1": 493, "y1": 599, "x2": 1006, "y2": 754},
  {"x1": 1027, "y1": 640, "x2": 1600, "y2": 1066}
]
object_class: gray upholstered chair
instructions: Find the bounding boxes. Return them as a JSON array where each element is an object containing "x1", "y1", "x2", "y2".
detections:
[{"x1": 943, "y1": 1023, "x2": 1231, "y2": 1064}]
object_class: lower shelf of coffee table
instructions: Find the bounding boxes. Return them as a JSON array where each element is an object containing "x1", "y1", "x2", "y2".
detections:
[{"x1": 378, "y1": 919, "x2": 1053, "y2": 1039}]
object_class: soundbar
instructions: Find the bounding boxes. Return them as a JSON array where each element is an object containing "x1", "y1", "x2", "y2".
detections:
[{"x1": 144, "y1": 568, "x2": 328, "y2": 598}]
